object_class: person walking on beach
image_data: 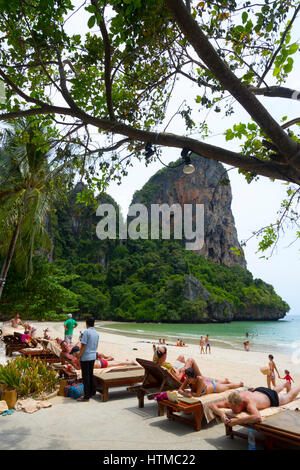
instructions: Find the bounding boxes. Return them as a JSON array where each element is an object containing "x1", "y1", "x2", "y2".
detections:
[
  {"x1": 199, "y1": 336, "x2": 205, "y2": 354},
  {"x1": 267, "y1": 354, "x2": 280, "y2": 389},
  {"x1": 205, "y1": 335, "x2": 211, "y2": 354},
  {"x1": 77, "y1": 317, "x2": 99, "y2": 402},
  {"x1": 64, "y1": 313, "x2": 78, "y2": 344},
  {"x1": 281, "y1": 369, "x2": 294, "y2": 392}
]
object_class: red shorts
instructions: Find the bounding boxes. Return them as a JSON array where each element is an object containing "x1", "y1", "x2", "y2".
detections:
[{"x1": 99, "y1": 358, "x2": 108, "y2": 368}]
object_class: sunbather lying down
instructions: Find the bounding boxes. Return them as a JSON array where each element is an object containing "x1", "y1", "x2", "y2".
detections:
[
  {"x1": 59, "y1": 341, "x2": 137, "y2": 370},
  {"x1": 209, "y1": 383, "x2": 300, "y2": 427},
  {"x1": 178, "y1": 367, "x2": 244, "y2": 398}
]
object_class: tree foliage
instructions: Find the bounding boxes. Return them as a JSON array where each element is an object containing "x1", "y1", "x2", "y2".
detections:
[
  {"x1": 0, "y1": 0, "x2": 299, "y2": 252},
  {"x1": 0, "y1": 187, "x2": 289, "y2": 322}
]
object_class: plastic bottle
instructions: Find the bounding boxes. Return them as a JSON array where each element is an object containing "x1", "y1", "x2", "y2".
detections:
[{"x1": 248, "y1": 428, "x2": 256, "y2": 450}]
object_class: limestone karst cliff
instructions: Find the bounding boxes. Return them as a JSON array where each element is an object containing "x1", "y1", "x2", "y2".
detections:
[{"x1": 131, "y1": 154, "x2": 246, "y2": 269}]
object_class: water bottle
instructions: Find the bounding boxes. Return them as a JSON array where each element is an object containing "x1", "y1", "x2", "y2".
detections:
[{"x1": 248, "y1": 428, "x2": 256, "y2": 450}]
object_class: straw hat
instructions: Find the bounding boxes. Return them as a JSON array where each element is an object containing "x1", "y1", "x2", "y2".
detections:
[{"x1": 260, "y1": 366, "x2": 270, "y2": 375}]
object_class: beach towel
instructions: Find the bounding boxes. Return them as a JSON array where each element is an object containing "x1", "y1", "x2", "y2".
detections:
[
  {"x1": 215, "y1": 395, "x2": 300, "y2": 423},
  {"x1": 281, "y1": 397, "x2": 300, "y2": 411},
  {"x1": 44, "y1": 340, "x2": 62, "y2": 357},
  {"x1": 0, "y1": 400, "x2": 8, "y2": 414},
  {"x1": 15, "y1": 399, "x2": 52, "y2": 414},
  {"x1": 171, "y1": 387, "x2": 248, "y2": 424}
]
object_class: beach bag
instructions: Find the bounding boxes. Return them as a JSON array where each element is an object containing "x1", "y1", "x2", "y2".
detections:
[
  {"x1": 68, "y1": 382, "x2": 84, "y2": 399},
  {"x1": 64, "y1": 385, "x2": 73, "y2": 397},
  {"x1": 154, "y1": 392, "x2": 168, "y2": 402},
  {"x1": 3, "y1": 388, "x2": 17, "y2": 409}
]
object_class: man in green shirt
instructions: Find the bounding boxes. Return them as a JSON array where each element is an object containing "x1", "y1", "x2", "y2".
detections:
[{"x1": 64, "y1": 314, "x2": 78, "y2": 344}]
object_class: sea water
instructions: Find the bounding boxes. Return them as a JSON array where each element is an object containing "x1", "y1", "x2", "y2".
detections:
[{"x1": 96, "y1": 314, "x2": 300, "y2": 356}]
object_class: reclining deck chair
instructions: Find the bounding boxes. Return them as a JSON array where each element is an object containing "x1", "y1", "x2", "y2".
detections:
[
  {"x1": 3, "y1": 332, "x2": 37, "y2": 357},
  {"x1": 127, "y1": 358, "x2": 182, "y2": 409},
  {"x1": 226, "y1": 408, "x2": 300, "y2": 450},
  {"x1": 19, "y1": 348, "x2": 59, "y2": 364}
]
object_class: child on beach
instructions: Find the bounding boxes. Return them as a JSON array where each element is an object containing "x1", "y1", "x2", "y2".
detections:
[
  {"x1": 199, "y1": 336, "x2": 205, "y2": 354},
  {"x1": 280, "y1": 370, "x2": 294, "y2": 392}
]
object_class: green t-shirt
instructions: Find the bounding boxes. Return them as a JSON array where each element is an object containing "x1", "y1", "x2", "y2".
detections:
[{"x1": 64, "y1": 318, "x2": 78, "y2": 336}]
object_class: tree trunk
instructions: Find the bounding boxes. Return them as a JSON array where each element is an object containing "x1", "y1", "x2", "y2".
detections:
[{"x1": 0, "y1": 222, "x2": 20, "y2": 299}]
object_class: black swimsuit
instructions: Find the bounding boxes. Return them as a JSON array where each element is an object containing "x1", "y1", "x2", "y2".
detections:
[{"x1": 253, "y1": 387, "x2": 279, "y2": 407}]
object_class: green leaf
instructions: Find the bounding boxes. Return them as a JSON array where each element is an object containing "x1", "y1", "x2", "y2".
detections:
[
  {"x1": 87, "y1": 15, "x2": 96, "y2": 29},
  {"x1": 287, "y1": 43, "x2": 299, "y2": 55},
  {"x1": 85, "y1": 5, "x2": 97, "y2": 13},
  {"x1": 242, "y1": 12, "x2": 248, "y2": 24}
]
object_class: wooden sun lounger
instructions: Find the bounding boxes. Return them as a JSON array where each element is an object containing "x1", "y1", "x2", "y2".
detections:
[
  {"x1": 3, "y1": 332, "x2": 37, "y2": 357},
  {"x1": 127, "y1": 358, "x2": 182, "y2": 411},
  {"x1": 225, "y1": 409, "x2": 300, "y2": 450},
  {"x1": 19, "y1": 348, "x2": 59, "y2": 364},
  {"x1": 157, "y1": 398, "x2": 204, "y2": 431},
  {"x1": 93, "y1": 366, "x2": 145, "y2": 402}
]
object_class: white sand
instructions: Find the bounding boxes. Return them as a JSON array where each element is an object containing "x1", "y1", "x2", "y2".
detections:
[{"x1": 3, "y1": 320, "x2": 299, "y2": 389}]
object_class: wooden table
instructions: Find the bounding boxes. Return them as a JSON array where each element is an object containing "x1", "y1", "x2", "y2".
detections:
[
  {"x1": 157, "y1": 399, "x2": 204, "y2": 431},
  {"x1": 93, "y1": 368, "x2": 145, "y2": 402}
]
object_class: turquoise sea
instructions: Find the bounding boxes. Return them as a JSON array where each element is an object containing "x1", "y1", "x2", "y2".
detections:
[{"x1": 97, "y1": 314, "x2": 300, "y2": 356}]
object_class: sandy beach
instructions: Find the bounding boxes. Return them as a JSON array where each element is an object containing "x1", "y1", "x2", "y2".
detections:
[
  {"x1": 1, "y1": 320, "x2": 300, "y2": 451},
  {"x1": 2, "y1": 319, "x2": 300, "y2": 389}
]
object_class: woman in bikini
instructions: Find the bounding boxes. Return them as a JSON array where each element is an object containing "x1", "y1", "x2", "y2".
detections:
[
  {"x1": 199, "y1": 336, "x2": 205, "y2": 354},
  {"x1": 59, "y1": 341, "x2": 136, "y2": 370},
  {"x1": 267, "y1": 354, "x2": 280, "y2": 389},
  {"x1": 178, "y1": 367, "x2": 244, "y2": 398}
]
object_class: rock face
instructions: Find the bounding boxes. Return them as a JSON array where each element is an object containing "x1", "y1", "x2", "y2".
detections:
[
  {"x1": 184, "y1": 275, "x2": 234, "y2": 322},
  {"x1": 131, "y1": 154, "x2": 246, "y2": 268}
]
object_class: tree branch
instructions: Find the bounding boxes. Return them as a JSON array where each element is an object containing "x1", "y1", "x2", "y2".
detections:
[
  {"x1": 257, "y1": 3, "x2": 300, "y2": 87},
  {"x1": 91, "y1": 0, "x2": 115, "y2": 120},
  {"x1": 163, "y1": 0, "x2": 299, "y2": 165},
  {"x1": 251, "y1": 86, "x2": 300, "y2": 101},
  {"x1": 0, "y1": 104, "x2": 298, "y2": 183}
]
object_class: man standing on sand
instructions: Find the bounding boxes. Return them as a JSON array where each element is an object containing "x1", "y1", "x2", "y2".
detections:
[
  {"x1": 64, "y1": 313, "x2": 78, "y2": 344},
  {"x1": 77, "y1": 317, "x2": 99, "y2": 402},
  {"x1": 209, "y1": 383, "x2": 300, "y2": 426},
  {"x1": 205, "y1": 334, "x2": 211, "y2": 354}
]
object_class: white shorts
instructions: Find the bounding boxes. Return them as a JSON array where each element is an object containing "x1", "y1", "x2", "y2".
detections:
[{"x1": 64, "y1": 335, "x2": 73, "y2": 344}]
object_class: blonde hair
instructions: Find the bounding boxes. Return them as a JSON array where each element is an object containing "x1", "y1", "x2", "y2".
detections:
[{"x1": 228, "y1": 391, "x2": 242, "y2": 406}]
